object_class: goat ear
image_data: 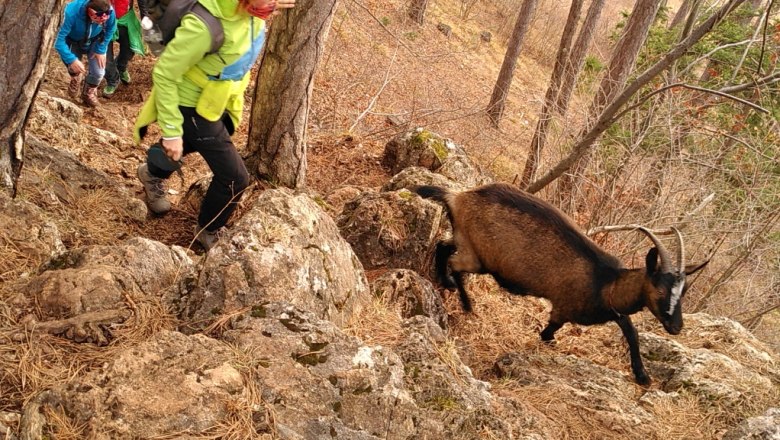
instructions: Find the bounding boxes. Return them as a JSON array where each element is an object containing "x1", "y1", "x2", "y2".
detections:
[
  {"x1": 645, "y1": 247, "x2": 660, "y2": 274},
  {"x1": 685, "y1": 260, "x2": 709, "y2": 276}
]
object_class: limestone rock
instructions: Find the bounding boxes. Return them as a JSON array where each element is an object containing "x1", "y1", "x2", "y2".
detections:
[{"x1": 181, "y1": 188, "x2": 370, "y2": 331}]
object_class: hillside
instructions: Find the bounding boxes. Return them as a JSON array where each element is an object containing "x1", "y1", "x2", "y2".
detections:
[{"x1": 1, "y1": 0, "x2": 779, "y2": 438}]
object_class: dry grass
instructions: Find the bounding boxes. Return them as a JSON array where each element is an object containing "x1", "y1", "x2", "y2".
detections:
[{"x1": 2, "y1": 0, "x2": 777, "y2": 437}]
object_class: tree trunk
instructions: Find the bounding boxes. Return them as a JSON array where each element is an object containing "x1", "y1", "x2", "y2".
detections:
[
  {"x1": 554, "y1": 0, "x2": 662, "y2": 208},
  {"x1": 555, "y1": 0, "x2": 607, "y2": 115},
  {"x1": 519, "y1": 0, "x2": 584, "y2": 188},
  {"x1": 525, "y1": 0, "x2": 749, "y2": 195},
  {"x1": 669, "y1": 0, "x2": 693, "y2": 29},
  {"x1": 245, "y1": 0, "x2": 336, "y2": 189},
  {"x1": 0, "y1": 0, "x2": 63, "y2": 197},
  {"x1": 408, "y1": 0, "x2": 429, "y2": 25},
  {"x1": 486, "y1": 0, "x2": 538, "y2": 127}
]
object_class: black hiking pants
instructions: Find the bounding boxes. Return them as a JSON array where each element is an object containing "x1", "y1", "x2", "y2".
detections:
[
  {"x1": 147, "y1": 107, "x2": 250, "y2": 232},
  {"x1": 105, "y1": 25, "x2": 134, "y2": 87}
]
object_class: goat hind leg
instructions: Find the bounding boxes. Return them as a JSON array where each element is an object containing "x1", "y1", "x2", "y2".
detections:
[
  {"x1": 434, "y1": 240, "x2": 457, "y2": 288},
  {"x1": 540, "y1": 321, "x2": 563, "y2": 343}
]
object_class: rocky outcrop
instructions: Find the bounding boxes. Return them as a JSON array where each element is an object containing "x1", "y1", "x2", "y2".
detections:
[
  {"x1": 49, "y1": 330, "x2": 247, "y2": 439},
  {"x1": 381, "y1": 128, "x2": 491, "y2": 188},
  {"x1": 180, "y1": 188, "x2": 370, "y2": 331},
  {"x1": 11, "y1": 238, "x2": 194, "y2": 344},
  {"x1": 0, "y1": 194, "x2": 64, "y2": 282},
  {"x1": 337, "y1": 189, "x2": 442, "y2": 271},
  {"x1": 371, "y1": 269, "x2": 448, "y2": 329}
]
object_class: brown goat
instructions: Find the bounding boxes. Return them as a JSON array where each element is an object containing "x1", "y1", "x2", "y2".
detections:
[{"x1": 415, "y1": 183, "x2": 708, "y2": 385}]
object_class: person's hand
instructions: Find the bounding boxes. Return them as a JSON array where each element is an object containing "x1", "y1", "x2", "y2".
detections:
[
  {"x1": 276, "y1": 0, "x2": 295, "y2": 10},
  {"x1": 162, "y1": 137, "x2": 183, "y2": 161},
  {"x1": 92, "y1": 53, "x2": 106, "y2": 69},
  {"x1": 141, "y1": 16, "x2": 154, "y2": 30},
  {"x1": 68, "y1": 60, "x2": 85, "y2": 75}
]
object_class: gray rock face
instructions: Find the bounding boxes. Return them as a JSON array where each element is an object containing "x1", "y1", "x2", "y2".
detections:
[
  {"x1": 0, "y1": 194, "x2": 64, "y2": 281},
  {"x1": 181, "y1": 188, "x2": 370, "y2": 331},
  {"x1": 381, "y1": 166, "x2": 466, "y2": 193},
  {"x1": 53, "y1": 330, "x2": 246, "y2": 439},
  {"x1": 371, "y1": 269, "x2": 448, "y2": 329},
  {"x1": 12, "y1": 238, "x2": 194, "y2": 344},
  {"x1": 22, "y1": 136, "x2": 147, "y2": 222},
  {"x1": 24, "y1": 237, "x2": 193, "y2": 317},
  {"x1": 723, "y1": 408, "x2": 780, "y2": 440},
  {"x1": 337, "y1": 189, "x2": 442, "y2": 271},
  {"x1": 381, "y1": 128, "x2": 491, "y2": 188}
]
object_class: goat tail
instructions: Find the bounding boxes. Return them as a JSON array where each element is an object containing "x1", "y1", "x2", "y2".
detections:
[{"x1": 413, "y1": 185, "x2": 451, "y2": 204}]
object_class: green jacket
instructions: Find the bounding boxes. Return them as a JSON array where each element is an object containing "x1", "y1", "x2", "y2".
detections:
[{"x1": 134, "y1": 0, "x2": 265, "y2": 142}]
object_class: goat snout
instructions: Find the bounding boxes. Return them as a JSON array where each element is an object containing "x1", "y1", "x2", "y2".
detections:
[{"x1": 663, "y1": 320, "x2": 682, "y2": 335}]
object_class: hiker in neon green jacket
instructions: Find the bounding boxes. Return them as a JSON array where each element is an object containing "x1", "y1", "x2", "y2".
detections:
[{"x1": 134, "y1": 0, "x2": 295, "y2": 250}]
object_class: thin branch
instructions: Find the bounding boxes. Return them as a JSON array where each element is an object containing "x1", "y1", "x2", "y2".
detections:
[
  {"x1": 718, "y1": 70, "x2": 780, "y2": 93},
  {"x1": 587, "y1": 224, "x2": 679, "y2": 236},
  {"x1": 756, "y1": 0, "x2": 776, "y2": 75},
  {"x1": 613, "y1": 83, "x2": 769, "y2": 123},
  {"x1": 678, "y1": 39, "x2": 755, "y2": 76},
  {"x1": 349, "y1": 47, "x2": 399, "y2": 132}
]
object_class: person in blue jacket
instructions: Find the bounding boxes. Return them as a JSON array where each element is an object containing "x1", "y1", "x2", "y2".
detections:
[{"x1": 54, "y1": 0, "x2": 117, "y2": 107}]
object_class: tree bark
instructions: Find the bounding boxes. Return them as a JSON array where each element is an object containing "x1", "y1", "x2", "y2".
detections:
[
  {"x1": 486, "y1": 0, "x2": 538, "y2": 127},
  {"x1": 0, "y1": 0, "x2": 63, "y2": 197},
  {"x1": 526, "y1": 0, "x2": 748, "y2": 195},
  {"x1": 408, "y1": 0, "x2": 430, "y2": 25},
  {"x1": 519, "y1": 0, "x2": 584, "y2": 188},
  {"x1": 669, "y1": 0, "x2": 693, "y2": 29},
  {"x1": 554, "y1": 0, "x2": 607, "y2": 115},
  {"x1": 246, "y1": 0, "x2": 336, "y2": 189},
  {"x1": 554, "y1": 0, "x2": 662, "y2": 207}
]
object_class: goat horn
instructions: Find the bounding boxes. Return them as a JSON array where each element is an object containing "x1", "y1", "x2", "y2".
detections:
[
  {"x1": 671, "y1": 226, "x2": 685, "y2": 274},
  {"x1": 637, "y1": 227, "x2": 673, "y2": 273}
]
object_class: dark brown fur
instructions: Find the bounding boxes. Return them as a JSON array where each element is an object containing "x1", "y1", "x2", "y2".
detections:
[{"x1": 415, "y1": 183, "x2": 708, "y2": 385}]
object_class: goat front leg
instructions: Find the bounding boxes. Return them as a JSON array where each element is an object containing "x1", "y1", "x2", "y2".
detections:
[
  {"x1": 615, "y1": 315, "x2": 650, "y2": 385},
  {"x1": 434, "y1": 240, "x2": 457, "y2": 288},
  {"x1": 540, "y1": 321, "x2": 563, "y2": 343}
]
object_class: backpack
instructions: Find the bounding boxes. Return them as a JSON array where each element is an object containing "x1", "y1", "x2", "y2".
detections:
[{"x1": 149, "y1": 0, "x2": 224, "y2": 54}]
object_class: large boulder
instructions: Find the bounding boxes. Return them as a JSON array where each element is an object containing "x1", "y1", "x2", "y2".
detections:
[
  {"x1": 44, "y1": 330, "x2": 247, "y2": 439},
  {"x1": 337, "y1": 189, "x2": 442, "y2": 271},
  {"x1": 180, "y1": 188, "x2": 370, "y2": 331},
  {"x1": 12, "y1": 238, "x2": 195, "y2": 344},
  {"x1": 381, "y1": 128, "x2": 491, "y2": 188},
  {"x1": 0, "y1": 194, "x2": 64, "y2": 282},
  {"x1": 221, "y1": 303, "x2": 542, "y2": 439}
]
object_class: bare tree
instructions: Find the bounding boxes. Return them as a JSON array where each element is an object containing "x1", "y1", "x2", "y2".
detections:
[
  {"x1": 555, "y1": 0, "x2": 607, "y2": 115},
  {"x1": 486, "y1": 0, "x2": 538, "y2": 127},
  {"x1": 519, "y1": 0, "x2": 584, "y2": 188},
  {"x1": 669, "y1": 0, "x2": 694, "y2": 29},
  {"x1": 409, "y1": 0, "x2": 430, "y2": 25},
  {"x1": 0, "y1": 0, "x2": 63, "y2": 197},
  {"x1": 554, "y1": 0, "x2": 663, "y2": 207},
  {"x1": 245, "y1": 0, "x2": 337, "y2": 189},
  {"x1": 525, "y1": 0, "x2": 750, "y2": 195}
]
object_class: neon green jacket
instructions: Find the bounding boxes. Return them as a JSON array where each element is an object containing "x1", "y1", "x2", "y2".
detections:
[{"x1": 134, "y1": 0, "x2": 265, "y2": 142}]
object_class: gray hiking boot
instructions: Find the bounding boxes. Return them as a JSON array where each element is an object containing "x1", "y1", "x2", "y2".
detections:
[
  {"x1": 194, "y1": 225, "x2": 224, "y2": 251},
  {"x1": 137, "y1": 163, "x2": 171, "y2": 215}
]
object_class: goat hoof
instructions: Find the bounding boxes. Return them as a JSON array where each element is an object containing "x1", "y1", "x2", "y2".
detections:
[{"x1": 634, "y1": 372, "x2": 651, "y2": 386}]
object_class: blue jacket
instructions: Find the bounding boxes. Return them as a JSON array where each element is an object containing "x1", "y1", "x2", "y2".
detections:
[{"x1": 55, "y1": 0, "x2": 117, "y2": 65}]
